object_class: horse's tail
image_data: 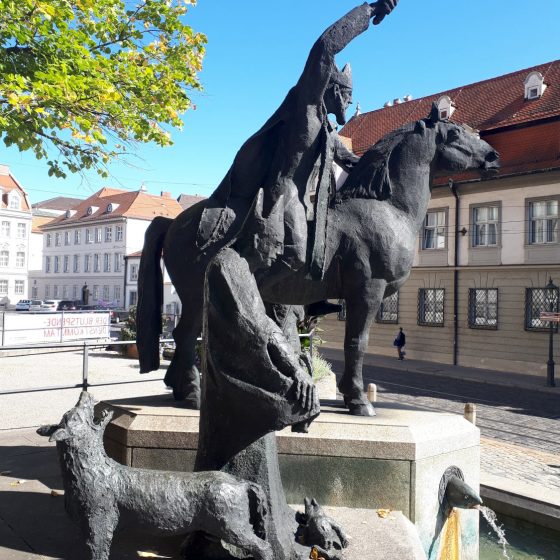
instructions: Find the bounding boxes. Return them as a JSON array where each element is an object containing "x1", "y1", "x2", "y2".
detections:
[
  {"x1": 247, "y1": 482, "x2": 269, "y2": 541},
  {"x1": 137, "y1": 216, "x2": 173, "y2": 373}
]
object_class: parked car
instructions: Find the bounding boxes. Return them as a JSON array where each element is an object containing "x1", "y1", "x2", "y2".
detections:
[
  {"x1": 41, "y1": 299, "x2": 62, "y2": 311},
  {"x1": 57, "y1": 300, "x2": 80, "y2": 311},
  {"x1": 15, "y1": 299, "x2": 32, "y2": 311},
  {"x1": 29, "y1": 300, "x2": 44, "y2": 311}
]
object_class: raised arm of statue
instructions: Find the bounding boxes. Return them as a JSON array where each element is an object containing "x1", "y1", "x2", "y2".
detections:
[{"x1": 296, "y1": 1, "x2": 397, "y2": 105}]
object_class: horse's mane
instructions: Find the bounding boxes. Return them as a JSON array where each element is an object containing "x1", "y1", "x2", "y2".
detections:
[{"x1": 335, "y1": 121, "x2": 417, "y2": 202}]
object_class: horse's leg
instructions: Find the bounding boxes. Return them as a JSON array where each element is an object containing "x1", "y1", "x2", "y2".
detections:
[
  {"x1": 338, "y1": 279, "x2": 386, "y2": 416},
  {"x1": 164, "y1": 296, "x2": 202, "y2": 408}
]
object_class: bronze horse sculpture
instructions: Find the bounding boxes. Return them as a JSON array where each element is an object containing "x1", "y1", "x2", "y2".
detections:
[{"x1": 137, "y1": 108, "x2": 499, "y2": 415}]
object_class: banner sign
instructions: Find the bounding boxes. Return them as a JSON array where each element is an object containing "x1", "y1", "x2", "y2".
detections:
[{"x1": 2, "y1": 312, "x2": 110, "y2": 345}]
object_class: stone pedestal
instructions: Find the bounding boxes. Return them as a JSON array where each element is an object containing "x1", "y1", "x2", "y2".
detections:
[{"x1": 98, "y1": 396, "x2": 480, "y2": 560}]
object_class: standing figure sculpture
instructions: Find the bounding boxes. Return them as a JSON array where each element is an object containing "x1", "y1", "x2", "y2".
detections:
[
  {"x1": 138, "y1": 0, "x2": 399, "y2": 408},
  {"x1": 188, "y1": 191, "x2": 347, "y2": 560}
]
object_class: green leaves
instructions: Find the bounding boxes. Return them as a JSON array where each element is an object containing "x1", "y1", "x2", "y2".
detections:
[{"x1": 0, "y1": 0, "x2": 206, "y2": 178}]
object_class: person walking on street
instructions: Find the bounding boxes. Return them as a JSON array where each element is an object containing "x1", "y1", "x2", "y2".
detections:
[{"x1": 394, "y1": 327, "x2": 406, "y2": 360}]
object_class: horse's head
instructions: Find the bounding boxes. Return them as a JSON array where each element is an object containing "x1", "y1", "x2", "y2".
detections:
[{"x1": 419, "y1": 103, "x2": 500, "y2": 178}]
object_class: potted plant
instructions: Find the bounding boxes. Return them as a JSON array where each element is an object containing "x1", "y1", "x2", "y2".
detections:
[{"x1": 121, "y1": 305, "x2": 139, "y2": 359}]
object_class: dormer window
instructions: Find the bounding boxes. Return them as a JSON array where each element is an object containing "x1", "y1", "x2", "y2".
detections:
[
  {"x1": 86, "y1": 205, "x2": 99, "y2": 216},
  {"x1": 65, "y1": 209, "x2": 76, "y2": 219},
  {"x1": 437, "y1": 96, "x2": 456, "y2": 120},
  {"x1": 106, "y1": 202, "x2": 119, "y2": 213},
  {"x1": 524, "y1": 71, "x2": 547, "y2": 100},
  {"x1": 9, "y1": 192, "x2": 20, "y2": 210}
]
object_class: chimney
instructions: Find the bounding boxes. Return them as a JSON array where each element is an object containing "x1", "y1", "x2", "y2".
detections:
[
  {"x1": 160, "y1": 191, "x2": 172, "y2": 199},
  {"x1": 0, "y1": 164, "x2": 10, "y2": 176}
]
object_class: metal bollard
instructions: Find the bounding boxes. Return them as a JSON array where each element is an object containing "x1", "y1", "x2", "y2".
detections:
[
  {"x1": 367, "y1": 383, "x2": 377, "y2": 403},
  {"x1": 82, "y1": 341, "x2": 89, "y2": 391},
  {"x1": 464, "y1": 402, "x2": 476, "y2": 425}
]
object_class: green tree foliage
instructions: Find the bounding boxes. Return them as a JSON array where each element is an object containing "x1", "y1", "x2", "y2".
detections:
[{"x1": 0, "y1": 0, "x2": 206, "y2": 178}]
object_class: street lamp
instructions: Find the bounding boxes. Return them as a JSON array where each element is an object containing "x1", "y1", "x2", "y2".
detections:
[{"x1": 545, "y1": 278, "x2": 558, "y2": 387}]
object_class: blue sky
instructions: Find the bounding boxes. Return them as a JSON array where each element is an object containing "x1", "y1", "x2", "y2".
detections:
[{"x1": 5, "y1": 0, "x2": 560, "y2": 204}]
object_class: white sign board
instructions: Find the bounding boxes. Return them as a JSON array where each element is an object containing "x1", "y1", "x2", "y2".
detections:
[{"x1": 2, "y1": 312, "x2": 110, "y2": 345}]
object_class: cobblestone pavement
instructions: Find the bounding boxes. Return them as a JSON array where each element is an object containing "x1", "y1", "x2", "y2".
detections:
[{"x1": 481, "y1": 437, "x2": 560, "y2": 491}]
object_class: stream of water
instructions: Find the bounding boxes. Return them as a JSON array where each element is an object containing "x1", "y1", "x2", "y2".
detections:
[
  {"x1": 479, "y1": 511, "x2": 560, "y2": 560},
  {"x1": 478, "y1": 506, "x2": 511, "y2": 559}
]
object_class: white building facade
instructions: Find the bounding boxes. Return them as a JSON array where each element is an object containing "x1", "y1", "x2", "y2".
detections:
[
  {"x1": 0, "y1": 165, "x2": 32, "y2": 307},
  {"x1": 32, "y1": 187, "x2": 182, "y2": 309}
]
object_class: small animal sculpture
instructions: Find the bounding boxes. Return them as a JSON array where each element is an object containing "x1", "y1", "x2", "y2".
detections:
[
  {"x1": 444, "y1": 475, "x2": 483, "y2": 511},
  {"x1": 37, "y1": 392, "x2": 272, "y2": 560}
]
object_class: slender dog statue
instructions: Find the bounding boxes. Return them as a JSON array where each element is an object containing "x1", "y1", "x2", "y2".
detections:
[{"x1": 37, "y1": 392, "x2": 272, "y2": 560}]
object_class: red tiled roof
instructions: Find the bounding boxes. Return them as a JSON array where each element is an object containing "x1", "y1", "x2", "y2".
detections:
[
  {"x1": 32, "y1": 215, "x2": 56, "y2": 233},
  {"x1": 44, "y1": 187, "x2": 183, "y2": 228},
  {"x1": 127, "y1": 250, "x2": 142, "y2": 258},
  {"x1": 0, "y1": 167, "x2": 31, "y2": 211},
  {"x1": 32, "y1": 196, "x2": 83, "y2": 211},
  {"x1": 341, "y1": 60, "x2": 560, "y2": 160},
  {"x1": 177, "y1": 193, "x2": 206, "y2": 210}
]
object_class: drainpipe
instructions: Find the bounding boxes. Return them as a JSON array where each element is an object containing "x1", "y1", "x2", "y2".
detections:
[
  {"x1": 449, "y1": 179, "x2": 460, "y2": 367},
  {"x1": 123, "y1": 255, "x2": 128, "y2": 310}
]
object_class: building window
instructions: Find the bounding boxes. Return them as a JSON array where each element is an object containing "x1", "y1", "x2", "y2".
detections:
[
  {"x1": 73, "y1": 285, "x2": 78, "y2": 300},
  {"x1": 84, "y1": 254, "x2": 91, "y2": 273},
  {"x1": 129, "y1": 290, "x2": 137, "y2": 307},
  {"x1": 73, "y1": 255, "x2": 79, "y2": 273},
  {"x1": 64, "y1": 231, "x2": 70, "y2": 245},
  {"x1": 75, "y1": 229, "x2": 81, "y2": 244},
  {"x1": 93, "y1": 253, "x2": 100, "y2": 272},
  {"x1": 16, "y1": 252, "x2": 25, "y2": 268},
  {"x1": 45, "y1": 256, "x2": 51, "y2": 273},
  {"x1": 473, "y1": 206, "x2": 499, "y2": 247},
  {"x1": 63, "y1": 255, "x2": 69, "y2": 273},
  {"x1": 31, "y1": 286, "x2": 38, "y2": 298},
  {"x1": 92, "y1": 285, "x2": 99, "y2": 301},
  {"x1": 9, "y1": 193, "x2": 20, "y2": 209},
  {"x1": 17, "y1": 223, "x2": 26, "y2": 238},
  {"x1": 129, "y1": 264, "x2": 138, "y2": 281},
  {"x1": 95, "y1": 227, "x2": 102, "y2": 243},
  {"x1": 103, "y1": 285, "x2": 110, "y2": 301},
  {"x1": 0, "y1": 280, "x2": 7, "y2": 294},
  {"x1": 62, "y1": 285, "x2": 68, "y2": 298},
  {"x1": 53, "y1": 285, "x2": 60, "y2": 298},
  {"x1": 525, "y1": 287, "x2": 559, "y2": 332},
  {"x1": 116, "y1": 225, "x2": 123, "y2": 241},
  {"x1": 114, "y1": 253, "x2": 122, "y2": 272},
  {"x1": 86, "y1": 228, "x2": 93, "y2": 244},
  {"x1": 0, "y1": 250, "x2": 9, "y2": 267},
  {"x1": 103, "y1": 253, "x2": 111, "y2": 272},
  {"x1": 468, "y1": 289, "x2": 498, "y2": 329},
  {"x1": 14, "y1": 280, "x2": 24, "y2": 295},
  {"x1": 422, "y1": 210, "x2": 446, "y2": 250},
  {"x1": 529, "y1": 200, "x2": 558, "y2": 244},
  {"x1": 105, "y1": 226, "x2": 112, "y2": 242},
  {"x1": 114, "y1": 285, "x2": 121, "y2": 304},
  {"x1": 376, "y1": 292, "x2": 399, "y2": 324},
  {"x1": 45, "y1": 285, "x2": 50, "y2": 298},
  {"x1": 46, "y1": 233, "x2": 52, "y2": 247},
  {"x1": 54, "y1": 256, "x2": 60, "y2": 273},
  {"x1": 55, "y1": 232, "x2": 61, "y2": 246},
  {"x1": 418, "y1": 288, "x2": 445, "y2": 326},
  {"x1": 1, "y1": 221, "x2": 10, "y2": 237}
]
